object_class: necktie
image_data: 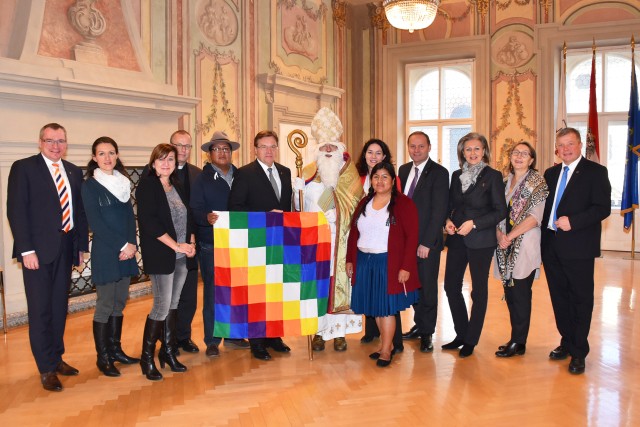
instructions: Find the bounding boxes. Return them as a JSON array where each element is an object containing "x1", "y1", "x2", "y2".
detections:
[
  {"x1": 552, "y1": 166, "x2": 569, "y2": 230},
  {"x1": 268, "y1": 167, "x2": 280, "y2": 201},
  {"x1": 407, "y1": 167, "x2": 419, "y2": 199},
  {"x1": 53, "y1": 163, "x2": 71, "y2": 233}
]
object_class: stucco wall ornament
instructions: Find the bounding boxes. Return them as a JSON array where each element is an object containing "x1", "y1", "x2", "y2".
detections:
[
  {"x1": 496, "y1": 36, "x2": 529, "y2": 67},
  {"x1": 197, "y1": 0, "x2": 238, "y2": 46},
  {"x1": 68, "y1": 0, "x2": 106, "y2": 41}
]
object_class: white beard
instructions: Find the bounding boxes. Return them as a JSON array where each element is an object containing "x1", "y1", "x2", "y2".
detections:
[{"x1": 316, "y1": 150, "x2": 343, "y2": 189}]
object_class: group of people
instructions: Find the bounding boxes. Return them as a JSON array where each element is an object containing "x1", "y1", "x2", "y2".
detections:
[{"x1": 6, "y1": 118, "x2": 610, "y2": 392}]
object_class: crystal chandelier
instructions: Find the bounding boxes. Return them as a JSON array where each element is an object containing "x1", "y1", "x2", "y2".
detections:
[{"x1": 383, "y1": 0, "x2": 441, "y2": 33}]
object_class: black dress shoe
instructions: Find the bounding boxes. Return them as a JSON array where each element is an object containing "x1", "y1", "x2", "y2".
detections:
[
  {"x1": 269, "y1": 338, "x2": 291, "y2": 353},
  {"x1": 495, "y1": 342, "x2": 526, "y2": 358},
  {"x1": 360, "y1": 334, "x2": 378, "y2": 343},
  {"x1": 441, "y1": 339, "x2": 464, "y2": 350},
  {"x1": 205, "y1": 343, "x2": 220, "y2": 357},
  {"x1": 569, "y1": 357, "x2": 586, "y2": 374},
  {"x1": 56, "y1": 360, "x2": 79, "y2": 376},
  {"x1": 251, "y1": 347, "x2": 272, "y2": 360},
  {"x1": 549, "y1": 345, "x2": 569, "y2": 360},
  {"x1": 41, "y1": 372, "x2": 63, "y2": 391},
  {"x1": 420, "y1": 335, "x2": 434, "y2": 353},
  {"x1": 498, "y1": 341, "x2": 512, "y2": 351},
  {"x1": 177, "y1": 339, "x2": 200, "y2": 353},
  {"x1": 402, "y1": 325, "x2": 421, "y2": 340},
  {"x1": 459, "y1": 344, "x2": 475, "y2": 358}
]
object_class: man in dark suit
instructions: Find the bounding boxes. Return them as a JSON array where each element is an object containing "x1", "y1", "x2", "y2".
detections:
[
  {"x1": 7, "y1": 123, "x2": 89, "y2": 391},
  {"x1": 168, "y1": 130, "x2": 203, "y2": 354},
  {"x1": 228, "y1": 130, "x2": 293, "y2": 360},
  {"x1": 399, "y1": 131, "x2": 449, "y2": 353},
  {"x1": 542, "y1": 127, "x2": 611, "y2": 375}
]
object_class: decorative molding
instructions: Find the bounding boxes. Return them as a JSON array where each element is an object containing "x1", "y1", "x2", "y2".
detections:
[
  {"x1": 332, "y1": 0, "x2": 347, "y2": 28},
  {"x1": 278, "y1": 0, "x2": 328, "y2": 21},
  {"x1": 68, "y1": 0, "x2": 106, "y2": 40},
  {"x1": 193, "y1": 44, "x2": 241, "y2": 139},
  {"x1": 368, "y1": 3, "x2": 389, "y2": 44},
  {"x1": 197, "y1": 0, "x2": 239, "y2": 46},
  {"x1": 67, "y1": 0, "x2": 108, "y2": 65}
]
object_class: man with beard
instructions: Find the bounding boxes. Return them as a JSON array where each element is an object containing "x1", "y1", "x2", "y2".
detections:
[{"x1": 294, "y1": 108, "x2": 364, "y2": 351}]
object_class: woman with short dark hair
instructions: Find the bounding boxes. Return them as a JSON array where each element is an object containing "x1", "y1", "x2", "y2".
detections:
[
  {"x1": 494, "y1": 142, "x2": 549, "y2": 357},
  {"x1": 136, "y1": 144, "x2": 197, "y2": 380}
]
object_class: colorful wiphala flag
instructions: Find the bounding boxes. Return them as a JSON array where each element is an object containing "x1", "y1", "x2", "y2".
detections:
[{"x1": 213, "y1": 211, "x2": 331, "y2": 338}]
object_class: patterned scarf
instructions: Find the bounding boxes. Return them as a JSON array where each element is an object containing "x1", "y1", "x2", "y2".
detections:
[
  {"x1": 460, "y1": 161, "x2": 487, "y2": 192},
  {"x1": 495, "y1": 169, "x2": 549, "y2": 287}
]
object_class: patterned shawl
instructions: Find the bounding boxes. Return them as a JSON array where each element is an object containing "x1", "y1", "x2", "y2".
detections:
[{"x1": 495, "y1": 169, "x2": 549, "y2": 287}]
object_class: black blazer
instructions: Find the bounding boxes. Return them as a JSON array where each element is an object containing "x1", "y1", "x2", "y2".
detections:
[
  {"x1": 136, "y1": 174, "x2": 197, "y2": 274},
  {"x1": 399, "y1": 159, "x2": 449, "y2": 251},
  {"x1": 7, "y1": 154, "x2": 89, "y2": 266},
  {"x1": 228, "y1": 160, "x2": 292, "y2": 212},
  {"x1": 541, "y1": 157, "x2": 611, "y2": 259},
  {"x1": 447, "y1": 166, "x2": 507, "y2": 249}
]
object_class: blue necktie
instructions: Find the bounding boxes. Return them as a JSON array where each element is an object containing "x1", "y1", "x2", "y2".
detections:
[{"x1": 552, "y1": 166, "x2": 569, "y2": 230}]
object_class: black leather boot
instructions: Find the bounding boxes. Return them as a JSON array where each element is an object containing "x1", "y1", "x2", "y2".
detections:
[
  {"x1": 158, "y1": 309, "x2": 187, "y2": 372},
  {"x1": 94, "y1": 321, "x2": 120, "y2": 377},
  {"x1": 108, "y1": 315, "x2": 140, "y2": 364},
  {"x1": 140, "y1": 316, "x2": 163, "y2": 381}
]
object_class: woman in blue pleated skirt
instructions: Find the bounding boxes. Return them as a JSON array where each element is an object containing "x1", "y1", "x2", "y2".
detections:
[{"x1": 346, "y1": 163, "x2": 420, "y2": 367}]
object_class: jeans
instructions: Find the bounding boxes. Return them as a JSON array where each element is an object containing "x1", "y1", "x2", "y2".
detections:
[{"x1": 149, "y1": 257, "x2": 188, "y2": 321}]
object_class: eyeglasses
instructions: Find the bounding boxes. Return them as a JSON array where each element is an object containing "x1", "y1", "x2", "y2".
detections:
[
  {"x1": 256, "y1": 145, "x2": 278, "y2": 151},
  {"x1": 171, "y1": 143, "x2": 192, "y2": 150},
  {"x1": 211, "y1": 146, "x2": 231, "y2": 153},
  {"x1": 42, "y1": 139, "x2": 67, "y2": 146},
  {"x1": 511, "y1": 150, "x2": 531, "y2": 158}
]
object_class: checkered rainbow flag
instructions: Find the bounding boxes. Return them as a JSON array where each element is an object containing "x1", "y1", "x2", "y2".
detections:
[{"x1": 213, "y1": 211, "x2": 331, "y2": 338}]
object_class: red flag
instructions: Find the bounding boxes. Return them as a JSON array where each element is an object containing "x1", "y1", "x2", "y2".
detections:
[{"x1": 586, "y1": 47, "x2": 600, "y2": 163}]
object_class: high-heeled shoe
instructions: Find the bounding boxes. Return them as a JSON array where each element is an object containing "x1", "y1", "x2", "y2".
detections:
[
  {"x1": 495, "y1": 342, "x2": 526, "y2": 358},
  {"x1": 159, "y1": 310, "x2": 187, "y2": 372}
]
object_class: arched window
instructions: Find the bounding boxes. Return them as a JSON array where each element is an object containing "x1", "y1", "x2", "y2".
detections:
[{"x1": 406, "y1": 60, "x2": 474, "y2": 174}]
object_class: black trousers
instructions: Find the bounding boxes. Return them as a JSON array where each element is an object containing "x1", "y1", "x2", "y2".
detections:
[
  {"x1": 175, "y1": 266, "x2": 199, "y2": 342},
  {"x1": 364, "y1": 313, "x2": 403, "y2": 350},
  {"x1": 504, "y1": 270, "x2": 536, "y2": 344},
  {"x1": 443, "y1": 241, "x2": 494, "y2": 346},
  {"x1": 413, "y1": 248, "x2": 442, "y2": 336},
  {"x1": 542, "y1": 234, "x2": 595, "y2": 358},
  {"x1": 22, "y1": 232, "x2": 73, "y2": 373}
]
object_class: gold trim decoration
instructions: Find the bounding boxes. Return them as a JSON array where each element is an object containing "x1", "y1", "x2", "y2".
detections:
[{"x1": 332, "y1": 0, "x2": 347, "y2": 28}]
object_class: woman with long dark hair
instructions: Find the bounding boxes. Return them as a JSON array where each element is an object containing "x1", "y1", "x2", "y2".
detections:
[
  {"x1": 82, "y1": 137, "x2": 140, "y2": 377},
  {"x1": 442, "y1": 132, "x2": 507, "y2": 358},
  {"x1": 355, "y1": 139, "x2": 403, "y2": 346},
  {"x1": 136, "y1": 144, "x2": 197, "y2": 380},
  {"x1": 346, "y1": 163, "x2": 420, "y2": 367}
]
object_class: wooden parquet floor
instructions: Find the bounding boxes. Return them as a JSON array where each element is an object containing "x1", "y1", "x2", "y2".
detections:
[{"x1": 0, "y1": 251, "x2": 639, "y2": 426}]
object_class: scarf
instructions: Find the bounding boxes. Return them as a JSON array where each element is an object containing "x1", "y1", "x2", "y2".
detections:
[
  {"x1": 460, "y1": 161, "x2": 487, "y2": 192},
  {"x1": 94, "y1": 168, "x2": 131, "y2": 203},
  {"x1": 495, "y1": 169, "x2": 549, "y2": 287}
]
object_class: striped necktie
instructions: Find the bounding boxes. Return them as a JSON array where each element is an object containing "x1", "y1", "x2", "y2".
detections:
[{"x1": 52, "y1": 163, "x2": 71, "y2": 233}]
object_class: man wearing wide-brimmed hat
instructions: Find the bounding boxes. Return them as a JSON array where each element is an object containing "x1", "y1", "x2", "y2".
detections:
[{"x1": 191, "y1": 131, "x2": 249, "y2": 357}]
